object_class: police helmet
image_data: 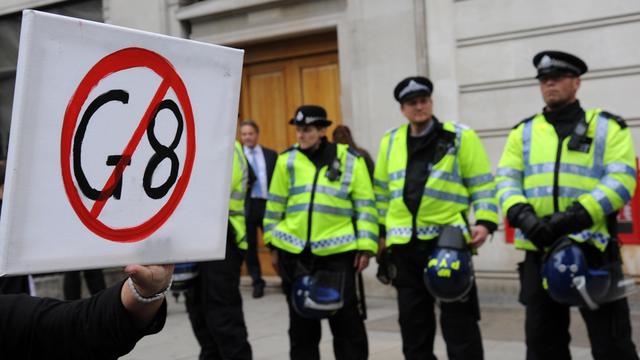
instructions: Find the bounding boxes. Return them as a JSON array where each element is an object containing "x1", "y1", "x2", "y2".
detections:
[
  {"x1": 543, "y1": 238, "x2": 636, "y2": 310},
  {"x1": 291, "y1": 274, "x2": 344, "y2": 319},
  {"x1": 423, "y1": 225, "x2": 474, "y2": 302}
]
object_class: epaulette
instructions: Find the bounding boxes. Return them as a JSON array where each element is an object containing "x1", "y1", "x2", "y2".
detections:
[
  {"x1": 280, "y1": 146, "x2": 296, "y2": 155},
  {"x1": 600, "y1": 111, "x2": 627, "y2": 129},
  {"x1": 512, "y1": 115, "x2": 535, "y2": 129}
]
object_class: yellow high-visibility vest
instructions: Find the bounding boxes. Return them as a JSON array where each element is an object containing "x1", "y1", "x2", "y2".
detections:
[
  {"x1": 496, "y1": 109, "x2": 637, "y2": 251},
  {"x1": 264, "y1": 143, "x2": 378, "y2": 256},
  {"x1": 374, "y1": 121, "x2": 498, "y2": 247}
]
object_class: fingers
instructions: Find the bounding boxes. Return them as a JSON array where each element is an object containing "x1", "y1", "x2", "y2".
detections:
[{"x1": 124, "y1": 264, "x2": 174, "y2": 295}]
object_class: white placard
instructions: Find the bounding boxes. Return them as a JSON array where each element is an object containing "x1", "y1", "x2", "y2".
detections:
[{"x1": 0, "y1": 10, "x2": 244, "y2": 275}]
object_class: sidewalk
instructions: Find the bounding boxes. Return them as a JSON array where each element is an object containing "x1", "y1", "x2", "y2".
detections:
[{"x1": 123, "y1": 280, "x2": 640, "y2": 360}]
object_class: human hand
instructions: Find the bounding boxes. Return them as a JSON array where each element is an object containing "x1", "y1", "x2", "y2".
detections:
[
  {"x1": 470, "y1": 225, "x2": 490, "y2": 249},
  {"x1": 125, "y1": 264, "x2": 174, "y2": 298},
  {"x1": 353, "y1": 252, "x2": 372, "y2": 272}
]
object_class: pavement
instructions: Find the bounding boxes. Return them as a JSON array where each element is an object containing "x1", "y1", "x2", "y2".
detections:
[{"x1": 122, "y1": 278, "x2": 640, "y2": 360}]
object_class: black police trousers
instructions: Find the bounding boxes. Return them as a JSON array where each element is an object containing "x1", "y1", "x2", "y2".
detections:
[
  {"x1": 519, "y1": 250, "x2": 638, "y2": 360},
  {"x1": 63, "y1": 269, "x2": 106, "y2": 300},
  {"x1": 185, "y1": 229, "x2": 252, "y2": 360},
  {"x1": 279, "y1": 249, "x2": 368, "y2": 360},
  {"x1": 391, "y1": 240, "x2": 483, "y2": 360}
]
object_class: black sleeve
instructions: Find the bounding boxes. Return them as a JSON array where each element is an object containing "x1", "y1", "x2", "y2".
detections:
[{"x1": 0, "y1": 280, "x2": 166, "y2": 360}]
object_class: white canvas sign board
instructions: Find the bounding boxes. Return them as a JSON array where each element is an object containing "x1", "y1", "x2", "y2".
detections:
[{"x1": 0, "y1": 10, "x2": 244, "y2": 275}]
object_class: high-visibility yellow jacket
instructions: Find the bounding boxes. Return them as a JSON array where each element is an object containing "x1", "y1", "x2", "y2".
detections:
[
  {"x1": 263, "y1": 143, "x2": 378, "y2": 256},
  {"x1": 229, "y1": 141, "x2": 248, "y2": 250},
  {"x1": 374, "y1": 121, "x2": 498, "y2": 247},
  {"x1": 496, "y1": 108, "x2": 637, "y2": 251}
]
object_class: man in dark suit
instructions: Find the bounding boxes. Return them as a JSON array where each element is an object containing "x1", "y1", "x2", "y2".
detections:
[{"x1": 239, "y1": 120, "x2": 277, "y2": 298}]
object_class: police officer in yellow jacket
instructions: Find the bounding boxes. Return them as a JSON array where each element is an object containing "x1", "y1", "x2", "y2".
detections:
[
  {"x1": 185, "y1": 141, "x2": 252, "y2": 360},
  {"x1": 264, "y1": 105, "x2": 378, "y2": 360},
  {"x1": 374, "y1": 76, "x2": 498, "y2": 360},
  {"x1": 496, "y1": 51, "x2": 638, "y2": 360}
]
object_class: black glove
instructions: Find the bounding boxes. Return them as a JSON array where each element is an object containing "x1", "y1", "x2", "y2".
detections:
[
  {"x1": 507, "y1": 204, "x2": 555, "y2": 248},
  {"x1": 545, "y1": 202, "x2": 593, "y2": 238}
]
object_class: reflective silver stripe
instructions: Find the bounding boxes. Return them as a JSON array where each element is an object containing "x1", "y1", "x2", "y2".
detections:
[
  {"x1": 389, "y1": 170, "x2": 405, "y2": 181},
  {"x1": 314, "y1": 204, "x2": 354, "y2": 217},
  {"x1": 524, "y1": 186, "x2": 588, "y2": 198},
  {"x1": 601, "y1": 176, "x2": 632, "y2": 202},
  {"x1": 430, "y1": 169, "x2": 461, "y2": 183},
  {"x1": 592, "y1": 188, "x2": 614, "y2": 215},
  {"x1": 268, "y1": 193, "x2": 287, "y2": 204},
  {"x1": 605, "y1": 163, "x2": 636, "y2": 177},
  {"x1": 470, "y1": 190, "x2": 496, "y2": 202},
  {"x1": 287, "y1": 150, "x2": 297, "y2": 186},
  {"x1": 264, "y1": 223, "x2": 276, "y2": 232},
  {"x1": 499, "y1": 189, "x2": 525, "y2": 204},
  {"x1": 291, "y1": 184, "x2": 348, "y2": 198},
  {"x1": 286, "y1": 204, "x2": 308, "y2": 213},
  {"x1": 391, "y1": 189, "x2": 403, "y2": 200},
  {"x1": 374, "y1": 179, "x2": 388, "y2": 188},
  {"x1": 357, "y1": 230, "x2": 379, "y2": 242},
  {"x1": 264, "y1": 210, "x2": 284, "y2": 220},
  {"x1": 386, "y1": 128, "x2": 399, "y2": 162},
  {"x1": 230, "y1": 191, "x2": 244, "y2": 200},
  {"x1": 354, "y1": 199, "x2": 375, "y2": 208},
  {"x1": 525, "y1": 162, "x2": 596, "y2": 179},
  {"x1": 290, "y1": 185, "x2": 312, "y2": 195},
  {"x1": 464, "y1": 173, "x2": 494, "y2": 187},
  {"x1": 496, "y1": 167, "x2": 522, "y2": 181},
  {"x1": 340, "y1": 151, "x2": 357, "y2": 194},
  {"x1": 473, "y1": 203, "x2": 499, "y2": 213},
  {"x1": 522, "y1": 120, "x2": 533, "y2": 173},
  {"x1": 378, "y1": 208, "x2": 387, "y2": 218},
  {"x1": 311, "y1": 234, "x2": 357, "y2": 250},
  {"x1": 496, "y1": 179, "x2": 521, "y2": 191},
  {"x1": 376, "y1": 194, "x2": 389, "y2": 202},
  {"x1": 287, "y1": 203, "x2": 354, "y2": 217},
  {"x1": 356, "y1": 212, "x2": 377, "y2": 223},
  {"x1": 593, "y1": 114, "x2": 609, "y2": 177},
  {"x1": 423, "y1": 188, "x2": 469, "y2": 204},
  {"x1": 235, "y1": 145, "x2": 249, "y2": 192},
  {"x1": 272, "y1": 230, "x2": 305, "y2": 248},
  {"x1": 229, "y1": 210, "x2": 244, "y2": 217}
]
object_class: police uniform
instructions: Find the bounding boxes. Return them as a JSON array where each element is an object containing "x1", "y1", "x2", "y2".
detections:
[
  {"x1": 185, "y1": 141, "x2": 252, "y2": 360},
  {"x1": 496, "y1": 51, "x2": 638, "y2": 360},
  {"x1": 264, "y1": 105, "x2": 378, "y2": 360},
  {"x1": 374, "y1": 77, "x2": 498, "y2": 360}
]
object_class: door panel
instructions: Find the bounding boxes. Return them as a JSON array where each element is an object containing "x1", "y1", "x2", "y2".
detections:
[{"x1": 239, "y1": 33, "x2": 341, "y2": 277}]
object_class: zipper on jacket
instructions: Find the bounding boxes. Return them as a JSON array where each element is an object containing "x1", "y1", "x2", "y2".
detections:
[
  {"x1": 306, "y1": 168, "x2": 322, "y2": 245},
  {"x1": 552, "y1": 139, "x2": 563, "y2": 212}
]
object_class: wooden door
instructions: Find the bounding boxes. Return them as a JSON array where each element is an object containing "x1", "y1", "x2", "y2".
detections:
[{"x1": 238, "y1": 32, "x2": 341, "y2": 276}]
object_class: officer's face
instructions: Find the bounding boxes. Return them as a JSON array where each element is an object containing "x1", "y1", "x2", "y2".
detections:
[
  {"x1": 401, "y1": 95, "x2": 433, "y2": 124},
  {"x1": 539, "y1": 74, "x2": 581, "y2": 109},
  {"x1": 296, "y1": 125, "x2": 326, "y2": 150},
  {"x1": 239, "y1": 125, "x2": 259, "y2": 148}
]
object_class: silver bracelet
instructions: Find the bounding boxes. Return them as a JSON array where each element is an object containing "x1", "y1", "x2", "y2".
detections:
[{"x1": 127, "y1": 277, "x2": 171, "y2": 304}]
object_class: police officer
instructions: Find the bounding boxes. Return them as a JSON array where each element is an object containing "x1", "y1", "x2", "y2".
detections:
[
  {"x1": 374, "y1": 76, "x2": 498, "y2": 360},
  {"x1": 496, "y1": 50, "x2": 638, "y2": 359},
  {"x1": 185, "y1": 141, "x2": 252, "y2": 360},
  {"x1": 264, "y1": 105, "x2": 378, "y2": 360}
]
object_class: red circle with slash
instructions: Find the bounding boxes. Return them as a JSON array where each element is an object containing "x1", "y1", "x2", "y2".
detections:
[{"x1": 60, "y1": 47, "x2": 196, "y2": 243}]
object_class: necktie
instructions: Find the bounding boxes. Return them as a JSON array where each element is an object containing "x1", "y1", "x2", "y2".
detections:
[{"x1": 250, "y1": 148, "x2": 263, "y2": 198}]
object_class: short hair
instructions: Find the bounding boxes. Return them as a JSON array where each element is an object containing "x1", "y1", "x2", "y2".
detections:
[{"x1": 239, "y1": 119, "x2": 259, "y2": 134}]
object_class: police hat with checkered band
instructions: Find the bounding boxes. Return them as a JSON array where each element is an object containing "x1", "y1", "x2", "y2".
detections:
[
  {"x1": 289, "y1": 105, "x2": 332, "y2": 127},
  {"x1": 394, "y1": 76, "x2": 433, "y2": 103},
  {"x1": 533, "y1": 50, "x2": 588, "y2": 79}
]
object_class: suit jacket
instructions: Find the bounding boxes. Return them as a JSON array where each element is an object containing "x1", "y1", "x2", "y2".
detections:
[{"x1": 246, "y1": 145, "x2": 277, "y2": 196}]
